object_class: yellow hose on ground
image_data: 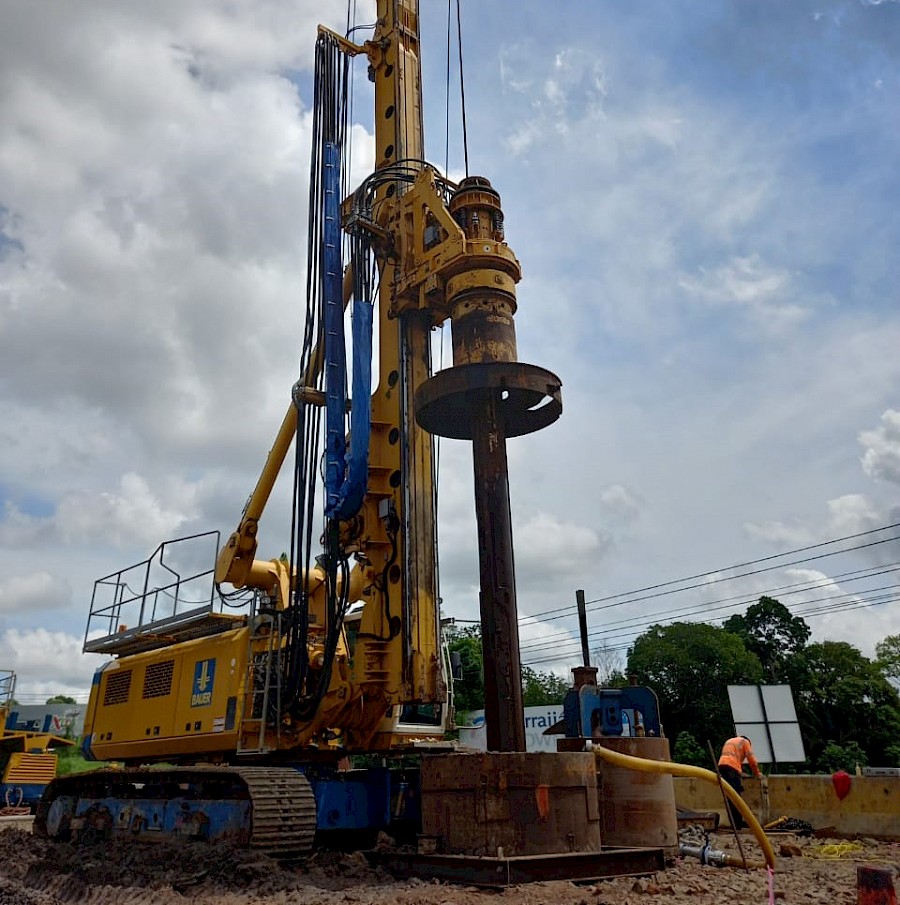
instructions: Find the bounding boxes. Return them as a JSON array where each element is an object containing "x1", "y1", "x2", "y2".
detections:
[
  {"x1": 806, "y1": 842, "x2": 864, "y2": 860},
  {"x1": 588, "y1": 742, "x2": 777, "y2": 871}
]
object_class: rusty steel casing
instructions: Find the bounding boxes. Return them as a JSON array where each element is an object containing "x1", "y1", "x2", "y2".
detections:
[
  {"x1": 420, "y1": 751, "x2": 602, "y2": 856},
  {"x1": 414, "y1": 174, "x2": 561, "y2": 442},
  {"x1": 449, "y1": 290, "x2": 517, "y2": 367},
  {"x1": 594, "y1": 737, "x2": 680, "y2": 856},
  {"x1": 415, "y1": 361, "x2": 561, "y2": 441},
  {"x1": 413, "y1": 176, "x2": 562, "y2": 754}
]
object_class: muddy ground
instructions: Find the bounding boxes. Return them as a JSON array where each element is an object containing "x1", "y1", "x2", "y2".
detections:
[{"x1": 0, "y1": 828, "x2": 896, "y2": 905}]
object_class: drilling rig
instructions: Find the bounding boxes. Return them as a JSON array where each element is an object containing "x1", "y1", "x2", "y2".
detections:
[{"x1": 35, "y1": 2, "x2": 670, "y2": 878}]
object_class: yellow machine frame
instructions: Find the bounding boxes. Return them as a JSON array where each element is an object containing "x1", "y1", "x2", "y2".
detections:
[{"x1": 83, "y1": 0, "x2": 525, "y2": 765}]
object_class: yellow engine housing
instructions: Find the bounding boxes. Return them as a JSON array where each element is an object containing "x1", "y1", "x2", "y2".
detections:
[{"x1": 86, "y1": 628, "x2": 250, "y2": 763}]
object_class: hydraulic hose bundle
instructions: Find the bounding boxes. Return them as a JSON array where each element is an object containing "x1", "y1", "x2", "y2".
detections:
[{"x1": 283, "y1": 30, "x2": 373, "y2": 720}]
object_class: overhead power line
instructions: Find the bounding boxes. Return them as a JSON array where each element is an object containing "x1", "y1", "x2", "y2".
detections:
[
  {"x1": 517, "y1": 560, "x2": 900, "y2": 655},
  {"x1": 509, "y1": 522, "x2": 900, "y2": 669},
  {"x1": 525, "y1": 522, "x2": 900, "y2": 624},
  {"x1": 521, "y1": 588, "x2": 898, "y2": 668}
]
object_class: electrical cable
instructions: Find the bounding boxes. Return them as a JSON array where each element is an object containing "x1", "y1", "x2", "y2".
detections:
[
  {"x1": 526, "y1": 522, "x2": 900, "y2": 623},
  {"x1": 521, "y1": 578, "x2": 900, "y2": 658},
  {"x1": 517, "y1": 561, "x2": 900, "y2": 655},
  {"x1": 521, "y1": 589, "x2": 899, "y2": 667},
  {"x1": 495, "y1": 525, "x2": 900, "y2": 667}
]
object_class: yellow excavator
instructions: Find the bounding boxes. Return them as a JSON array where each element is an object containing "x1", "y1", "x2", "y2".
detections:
[
  {"x1": 35, "y1": 0, "x2": 561, "y2": 855},
  {"x1": 0, "y1": 671, "x2": 72, "y2": 812}
]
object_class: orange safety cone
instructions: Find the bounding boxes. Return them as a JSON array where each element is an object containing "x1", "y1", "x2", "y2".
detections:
[{"x1": 858, "y1": 866, "x2": 898, "y2": 905}]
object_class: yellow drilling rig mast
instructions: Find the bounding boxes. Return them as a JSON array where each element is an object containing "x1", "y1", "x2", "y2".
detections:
[{"x1": 36, "y1": 0, "x2": 563, "y2": 855}]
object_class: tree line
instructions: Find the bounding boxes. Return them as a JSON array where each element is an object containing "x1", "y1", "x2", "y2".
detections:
[{"x1": 447, "y1": 596, "x2": 900, "y2": 773}]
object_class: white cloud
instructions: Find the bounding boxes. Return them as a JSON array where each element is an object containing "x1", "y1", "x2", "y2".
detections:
[
  {"x1": 679, "y1": 254, "x2": 810, "y2": 332},
  {"x1": 55, "y1": 473, "x2": 196, "y2": 549},
  {"x1": 0, "y1": 2, "x2": 369, "y2": 481},
  {"x1": 744, "y1": 520, "x2": 815, "y2": 549},
  {"x1": 779, "y1": 567, "x2": 897, "y2": 657},
  {"x1": 0, "y1": 573, "x2": 71, "y2": 614},
  {"x1": 822, "y1": 494, "x2": 885, "y2": 538},
  {"x1": 0, "y1": 503, "x2": 53, "y2": 550},
  {"x1": 0, "y1": 1, "x2": 899, "y2": 696},
  {"x1": 598, "y1": 484, "x2": 643, "y2": 525},
  {"x1": 860, "y1": 409, "x2": 900, "y2": 485},
  {"x1": 747, "y1": 493, "x2": 889, "y2": 555},
  {"x1": 0, "y1": 474, "x2": 196, "y2": 553},
  {"x1": 500, "y1": 42, "x2": 609, "y2": 154},
  {"x1": 515, "y1": 512, "x2": 611, "y2": 595},
  {"x1": 0, "y1": 629, "x2": 93, "y2": 701}
]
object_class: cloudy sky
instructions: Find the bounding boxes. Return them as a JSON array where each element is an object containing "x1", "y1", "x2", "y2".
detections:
[{"x1": 1, "y1": 0, "x2": 899, "y2": 702}]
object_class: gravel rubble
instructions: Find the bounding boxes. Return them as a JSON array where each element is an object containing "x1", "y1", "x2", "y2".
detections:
[{"x1": 0, "y1": 827, "x2": 895, "y2": 905}]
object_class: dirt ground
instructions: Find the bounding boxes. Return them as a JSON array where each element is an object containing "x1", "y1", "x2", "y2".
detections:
[{"x1": 0, "y1": 827, "x2": 896, "y2": 905}]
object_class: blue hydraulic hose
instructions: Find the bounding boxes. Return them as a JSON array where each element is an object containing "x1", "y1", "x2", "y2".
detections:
[
  {"x1": 323, "y1": 140, "x2": 373, "y2": 522},
  {"x1": 323, "y1": 140, "x2": 347, "y2": 516}
]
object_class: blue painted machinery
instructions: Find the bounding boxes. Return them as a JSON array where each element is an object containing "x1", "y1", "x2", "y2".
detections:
[
  {"x1": 562, "y1": 670, "x2": 662, "y2": 740},
  {"x1": 38, "y1": 765, "x2": 422, "y2": 851}
]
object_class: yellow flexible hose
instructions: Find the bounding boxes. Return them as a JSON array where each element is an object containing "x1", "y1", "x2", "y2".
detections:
[{"x1": 588, "y1": 742, "x2": 777, "y2": 871}]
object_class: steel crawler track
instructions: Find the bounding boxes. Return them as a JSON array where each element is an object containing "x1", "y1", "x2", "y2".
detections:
[
  {"x1": 34, "y1": 765, "x2": 317, "y2": 857},
  {"x1": 232, "y1": 766, "x2": 317, "y2": 856}
]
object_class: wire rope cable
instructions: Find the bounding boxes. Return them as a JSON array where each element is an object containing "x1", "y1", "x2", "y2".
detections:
[{"x1": 455, "y1": 0, "x2": 469, "y2": 176}]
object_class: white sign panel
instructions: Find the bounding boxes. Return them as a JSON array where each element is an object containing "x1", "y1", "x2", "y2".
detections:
[
  {"x1": 458, "y1": 705, "x2": 564, "y2": 752},
  {"x1": 728, "y1": 684, "x2": 806, "y2": 764}
]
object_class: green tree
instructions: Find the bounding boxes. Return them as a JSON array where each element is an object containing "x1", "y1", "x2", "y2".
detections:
[
  {"x1": 604, "y1": 670, "x2": 630, "y2": 689},
  {"x1": 875, "y1": 634, "x2": 900, "y2": 682},
  {"x1": 521, "y1": 666, "x2": 568, "y2": 706},
  {"x1": 723, "y1": 596, "x2": 811, "y2": 683},
  {"x1": 795, "y1": 641, "x2": 900, "y2": 768},
  {"x1": 672, "y1": 731, "x2": 708, "y2": 768},
  {"x1": 816, "y1": 740, "x2": 868, "y2": 774},
  {"x1": 46, "y1": 695, "x2": 76, "y2": 705},
  {"x1": 885, "y1": 743, "x2": 900, "y2": 768},
  {"x1": 626, "y1": 621, "x2": 763, "y2": 748},
  {"x1": 448, "y1": 625, "x2": 571, "y2": 716},
  {"x1": 447, "y1": 626, "x2": 484, "y2": 716}
]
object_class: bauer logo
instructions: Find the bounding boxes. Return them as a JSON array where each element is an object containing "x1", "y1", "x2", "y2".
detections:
[{"x1": 191, "y1": 658, "x2": 216, "y2": 707}]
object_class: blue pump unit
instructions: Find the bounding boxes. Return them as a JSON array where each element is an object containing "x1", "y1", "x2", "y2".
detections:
[{"x1": 563, "y1": 684, "x2": 662, "y2": 740}]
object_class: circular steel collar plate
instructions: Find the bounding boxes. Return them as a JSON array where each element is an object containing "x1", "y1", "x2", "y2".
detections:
[{"x1": 415, "y1": 361, "x2": 562, "y2": 440}]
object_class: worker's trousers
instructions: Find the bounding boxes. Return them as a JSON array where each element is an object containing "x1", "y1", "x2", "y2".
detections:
[{"x1": 718, "y1": 764, "x2": 745, "y2": 829}]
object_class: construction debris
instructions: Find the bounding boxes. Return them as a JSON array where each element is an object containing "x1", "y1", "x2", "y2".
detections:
[{"x1": 0, "y1": 827, "x2": 896, "y2": 905}]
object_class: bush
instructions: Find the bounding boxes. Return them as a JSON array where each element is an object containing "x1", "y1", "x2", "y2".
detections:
[
  {"x1": 55, "y1": 744, "x2": 106, "y2": 776},
  {"x1": 883, "y1": 743, "x2": 900, "y2": 768},
  {"x1": 816, "y1": 740, "x2": 868, "y2": 774},
  {"x1": 672, "y1": 731, "x2": 708, "y2": 768}
]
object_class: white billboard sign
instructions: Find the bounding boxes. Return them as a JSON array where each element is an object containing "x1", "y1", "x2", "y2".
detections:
[
  {"x1": 457, "y1": 705, "x2": 564, "y2": 752},
  {"x1": 727, "y1": 684, "x2": 806, "y2": 764}
]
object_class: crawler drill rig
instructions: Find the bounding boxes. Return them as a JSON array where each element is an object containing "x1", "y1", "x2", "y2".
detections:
[{"x1": 36, "y1": 0, "x2": 561, "y2": 853}]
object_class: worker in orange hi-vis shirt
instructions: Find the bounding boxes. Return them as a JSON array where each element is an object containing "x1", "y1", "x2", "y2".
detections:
[{"x1": 717, "y1": 735, "x2": 762, "y2": 829}]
